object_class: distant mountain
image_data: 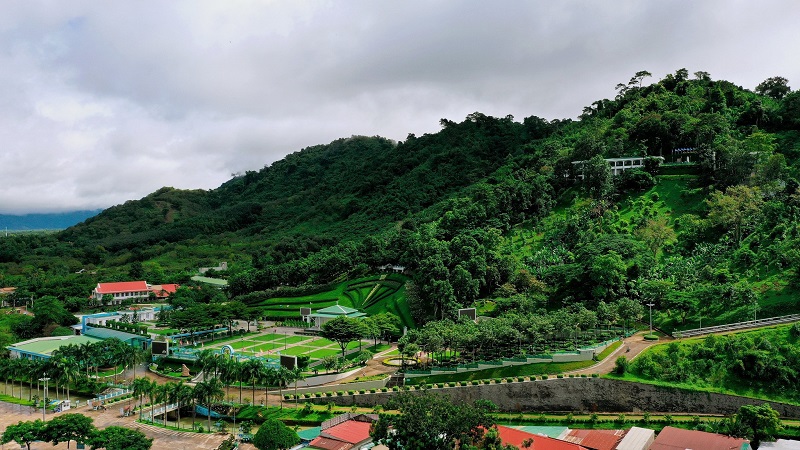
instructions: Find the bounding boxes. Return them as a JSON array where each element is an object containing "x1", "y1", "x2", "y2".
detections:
[{"x1": 0, "y1": 210, "x2": 101, "y2": 231}]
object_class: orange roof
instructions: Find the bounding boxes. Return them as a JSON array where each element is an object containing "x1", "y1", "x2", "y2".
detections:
[
  {"x1": 308, "y1": 436, "x2": 352, "y2": 450},
  {"x1": 495, "y1": 425, "x2": 589, "y2": 450},
  {"x1": 651, "y1": 426, "x2": 750, "y2": 450},
  {"x1": 563, "y1": 429, "x2": 625, "y2": 450},
  {"x1": 322, "y1": 420, "x2": 372, "y2": 444},
  {"x1": 95, "y1": 281, "x2": 149, "y2": 294}
]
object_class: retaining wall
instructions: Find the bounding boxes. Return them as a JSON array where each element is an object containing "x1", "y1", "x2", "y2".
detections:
[{"x1": 304, "y1": 378, "x2": 800, "y2": 418}]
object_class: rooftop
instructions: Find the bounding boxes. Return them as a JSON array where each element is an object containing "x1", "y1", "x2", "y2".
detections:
[
  {"x1": 650, "y1": 427, "x2": 750, "y2": 450},
  {"x1": 95, "y1": 281, "x2": 149, "y2": 294},
  {"x1": 321, "y1": 420, "x2": 372, "y2": 444},
  {"x1": 563, "y1": 429, "x2": 625, "y2": 450},
  {"x1": 495, "y1": 425, "x2": 588, "y2": 450},
  {"x1": 8, "y1": 335, "x2": 104, "y2": 356}
]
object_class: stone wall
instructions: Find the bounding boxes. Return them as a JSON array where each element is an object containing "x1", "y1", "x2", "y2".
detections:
[{"x1": 305, "y1": 378, "x2": 800, "y2": 418}]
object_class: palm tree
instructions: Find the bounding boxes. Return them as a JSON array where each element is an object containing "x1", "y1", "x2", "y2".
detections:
[
  {"x1": 170, "y1": 381, "x2": 193, "y2": 430},
  {"x1": 131, "y1": 377, "x2": 151, "y2": 421},
  {"x1": 159, "y1": 382, "x2": 174, "y2": 427},
  {"x1": 54, "y1": 356, "x2": 80, "y2": 402},
  {"x1": 290, "y1": 366, "x2": 305, "y2": 405},
  {"x1": 260, "y1": 366, "x2": 277, "y2": 409},
  {"x1": 127, "y1": 347, "x2": 148, "y2": 380},
  {"x1": 147, "y1": 379, "x2": 158, "y2": 424},
  {"x1": 197, "y1": 349, "x2": 218, "y2": 381},
  {"x1": 274, "y1": 367, "x2": 290, "y2": 410},
  {"x1": 195, "y1": 378, "x2": 224, "y2": 432},
  {"x1": 242, "y1": 358, "x2": 263, "y2": 405}
]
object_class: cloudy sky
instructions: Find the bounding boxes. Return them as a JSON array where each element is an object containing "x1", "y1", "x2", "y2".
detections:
[{"x1": 1, "y1": 1, "x2": 798, "y2": 214}]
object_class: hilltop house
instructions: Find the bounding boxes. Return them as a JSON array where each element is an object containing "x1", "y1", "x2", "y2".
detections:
[{"x1": 571, "y1": 156, "x2": 664, "y2": 178}]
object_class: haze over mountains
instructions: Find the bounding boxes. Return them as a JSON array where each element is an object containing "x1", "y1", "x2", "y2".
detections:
[{"x1": 0, "y1": 210, "x2": 101, "y2": 232}]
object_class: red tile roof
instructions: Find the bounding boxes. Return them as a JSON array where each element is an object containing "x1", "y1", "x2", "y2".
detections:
[
  {"x1": 95, "y1": 281, "x2": 149, "y2": 294},
  {"x1": 495, "y1": 425, "x2": 589, "y2": 450},
  {"x1": 151, "y1": 284, "x2": 179, "y2": 297},
  {"x1": 651, "y1": 426, "x2": 750, "y2": 450},
  {"x1": 322, "y1": 420, "x2": 372, "y2": 444},
  {"x1": 563, "y1": 429, "x2": 626, "y2": 450},
  {"x1": 308, "y1": 436, "x2": 352, "y2": 450}
]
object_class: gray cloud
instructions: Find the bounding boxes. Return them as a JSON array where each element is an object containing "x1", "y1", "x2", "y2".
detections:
[{"x1": 0, "y1": 0, "x2": 798, "y2": 214}]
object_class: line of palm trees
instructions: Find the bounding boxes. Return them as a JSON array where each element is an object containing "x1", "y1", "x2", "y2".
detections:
[
  {"x1": 129, "y1": 349, "x2": 305, "y2": 433},
  {"x1": 0, "y1": 337, "x2": 148, "y2": 404}
]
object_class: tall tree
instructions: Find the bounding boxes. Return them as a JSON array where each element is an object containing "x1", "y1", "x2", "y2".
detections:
[
  {"x1": 43, "y1": 413, "x2": 96, "y2": 449},
  {"x1": 252, "y1": 418, "x2": 300, "y2": 450},
  {"x1": 321, "y1": 316, "x2": 364, "y2": 359},
  {"x1": 371, "y1": 392, "x2": 495, "y2": 450}
]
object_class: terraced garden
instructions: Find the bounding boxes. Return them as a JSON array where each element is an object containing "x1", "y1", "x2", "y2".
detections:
[{"x1": 253, "y1": 273, "x2": 415, "y2": 329}]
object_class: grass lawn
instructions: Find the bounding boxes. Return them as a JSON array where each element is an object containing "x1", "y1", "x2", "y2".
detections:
[
  {"x1": 148, "y1": 328, "x2": 179, "y2": 335},
  {"x1": 253, "y1": 343, "x2": 280, "y2": 353},
  {"x1": 307, "y1": 348, "x2": 341, "y2": 359},
  {"x1": 230, "y1": 340, "x2": 260, "y2": 350},
  {"x1": 308, "y1": 338, "x2": 336, "y2": 347},
  {"x1": 251, "y1": 334, "x2": 283, "y2": 342},
  {"x1": 280, "y1": 346, "x2": 316, "y2": 356}
]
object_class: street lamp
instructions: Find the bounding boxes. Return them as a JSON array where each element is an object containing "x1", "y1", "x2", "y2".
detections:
[
  {"x1": 39, "y1": 377, "x2": 50, "y2": 421},
  {"x1": 646, "y1": 303, "x2": 655, "y2": 335}
]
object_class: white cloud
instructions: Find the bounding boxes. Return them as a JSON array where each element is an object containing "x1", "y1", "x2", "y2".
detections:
[{"x1": 0, "y1": 0, "x2": 798, "y2": 213}]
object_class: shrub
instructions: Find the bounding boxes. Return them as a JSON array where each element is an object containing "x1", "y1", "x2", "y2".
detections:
[
  {"x1": 381, "y1": 387, "x2": 388, "y2": 392},
  {"x1": 347, "y1": 390, "x2": 355, "y2": 395},
  {"x1": 591, "y1": 373, "x2": 599, "y2": 378},
  {"x1": 392, "y1": 386, "x2": 399, "y2": 391},
  {"x1": 541, "y1": 375, "x2": 548, "y2": 380},
  {"x1": 557, "y1": 374, "x2": 564, "y2": 378},
  {"x1": 569, "y1": 374, "x2": 575, "y2": 378},
  {"x1": 580, "y1": 374, "x2": 587, "y2": 378},
  {"x1": 359, "y1": 390, "x2": 365, "y2": 394},
  {"x1": 644, "y1": 334, "x2": 659, "y2": 341},
  {"x1": 448, "y1": 382, "x2": 455, "y2": 387},
  {"x1": 325, "y1": 392, "x2": 333, "y2": 397},
  {"x1": 471, "y1": 380, "x2": 479, "y2": 386},
  {"x1": 614, "y1": 356, "x2": 629, "y2": 375}
]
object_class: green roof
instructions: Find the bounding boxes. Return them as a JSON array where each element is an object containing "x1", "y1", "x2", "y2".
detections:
[
  {"x1": 297, "y1": 426, "x2": 321, "y2": 441},
  {"x1": 8, "y1": 336, "x2": 104, "y2": 357},
  {"x1": 84, "y1": 327, "x2": 148, "y2": 343},
  {"x1": 314, "y1": 305, "x2": 363, "y2": 316}
]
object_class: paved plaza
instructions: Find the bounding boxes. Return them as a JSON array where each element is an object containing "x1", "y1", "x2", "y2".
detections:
[{"x1": 0, "y1": 400, "x2": 240, "y2": 450}]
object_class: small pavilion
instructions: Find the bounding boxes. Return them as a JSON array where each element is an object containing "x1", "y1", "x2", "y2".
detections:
[{"x1": 309, "y1": 305, "x2": 366, "y2": 329}]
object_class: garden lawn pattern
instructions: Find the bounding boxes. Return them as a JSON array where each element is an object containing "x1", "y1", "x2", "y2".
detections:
[{"x1": 199, "y1": 330, "x2": 370, "y2": 363}]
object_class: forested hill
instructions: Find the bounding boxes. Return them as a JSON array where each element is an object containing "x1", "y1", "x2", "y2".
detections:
[
  {"x1": 58, "y1": 114, "x2": 558, "y2": 253},
  {"x1": 2, "y1": 69, "x2": 800, "y2": 327}
]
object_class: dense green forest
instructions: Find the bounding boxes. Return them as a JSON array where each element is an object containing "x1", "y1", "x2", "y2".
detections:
[{"x1": 1, "y1": 69, "x2": 799, "y2": 345}]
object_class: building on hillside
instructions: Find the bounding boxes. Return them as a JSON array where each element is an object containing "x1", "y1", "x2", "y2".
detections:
[
  {"x1": 308, "y1": 413, "x2": 378, "y2": 450},
  {"x1": 199, "y1": 262, "x2": 228, "y2": 274},
  {"x1": 7, "y1": 335, "x2": 104, "y2": 361},
  {"x1": 309, "y1": 305, "x2": 367, "y2": 329},
  {"x1": 92, "y1": 281, "x2": 180, "y2": 305},
  {"x1": 562, "y1": 429, "x2": 626, "y2": 450},
  {"x1": 150, "y1": 284, "x2": 179, "y2": 299},
  {"x1": 571, "y1": 156, "x2": 665, "y2": 178},
  {"x1": 650, "y1": 426, "x2": 750, "y2": 450},
  {"x1": 1, "y1": 286, "x2": 19, "y2": 307},
  {"x1": 378, "y1": 264, "x2": 406, "y2": 274},
  {"x1": 615, "y1": 427, "x2": 654, "y2": 450}
]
